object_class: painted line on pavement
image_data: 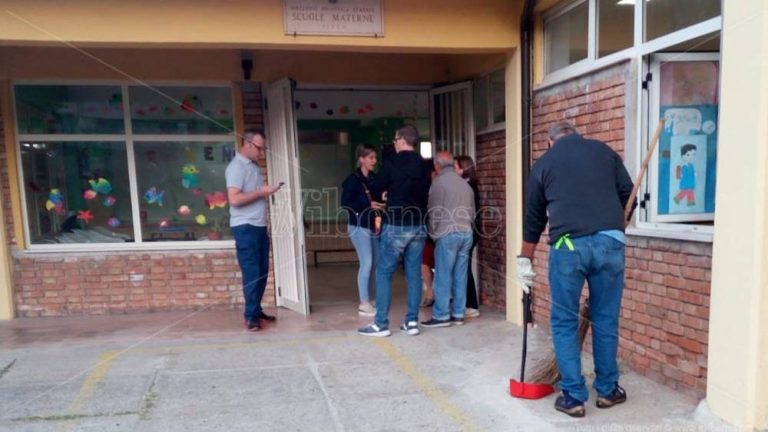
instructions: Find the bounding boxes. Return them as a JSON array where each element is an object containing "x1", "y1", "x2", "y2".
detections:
[
  {"x1": 372, "y1": 338, "x2": 478, "y2": 432},
  {"x1": 57, "y1": 350, "x2": 119, "y2": 432}
]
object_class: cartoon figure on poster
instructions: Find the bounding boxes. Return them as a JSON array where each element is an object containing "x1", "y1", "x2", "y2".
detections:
[{"x1": 669, "y1": 135, "x2": 706, "y2": 214}]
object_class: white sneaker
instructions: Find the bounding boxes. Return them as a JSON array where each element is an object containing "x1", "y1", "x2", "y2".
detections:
[
  {"x1": 358, "y1": 302, "x2": 376, "y2": 316},
  {"x1": 399, "y1": 321, "x2": 420, "y2": 336},
  {"x1": 465, "y1": 308, "x2": 480, "y2": 318}
]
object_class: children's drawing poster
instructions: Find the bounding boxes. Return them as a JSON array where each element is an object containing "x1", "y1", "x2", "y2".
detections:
[{"x1": 657, "y1": 104, "x2": 718, "y2": 217}]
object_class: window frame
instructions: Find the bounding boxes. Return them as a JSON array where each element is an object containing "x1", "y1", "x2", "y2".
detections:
[
  {"x1": 537, "y1": 1, "x2": 721, "y2": 243},
  {"x1": 474, "y1": 68, "x2": 507, "y2": 134},
  {"x1": 12, "y1": 80, "x2": 238, "y2": 252}
]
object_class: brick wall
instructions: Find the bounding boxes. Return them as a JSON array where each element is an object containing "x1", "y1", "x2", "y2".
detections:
[
  {"x1": 475, "y1": 130, "x2": 506, "y2": 310},
  {"x1": 529, "y1": 62, "x2": 711, "y2": 397},
  {"x1": 8, "y1": 82, "x2": 273, "y2": 317}
]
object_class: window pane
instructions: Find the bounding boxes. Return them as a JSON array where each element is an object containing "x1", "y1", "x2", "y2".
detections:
[
  {"x1": 490, "y1": 69, "x2": 506, "y2": 124},
  {"x1": 20, "y1": 141, "x2": 133, "y2": 244},
  {"x1": 133, "y1": 141, "x2": 236, "y2": 241},
  {"x1": 129, "y1": 86, "x2": 234, "y2": 134},
  {"x1": 598, "y1": 0, "x2": 633, "y2": 57},
  {"x1": 545, "y1": 1, "x2": 588, "y2": 74},
  {"x1": 473, "y1": 77, "x2": 489, "y2": 130},
  {"x1": 645, "y1": 0, "x2": 721, "y2": 42},
  {"x1": 15, "y1": 85, "x2": 125, "y2": 134},
  {"x1": 656, "y1": 60, "x2": 719, "y2": 217}
]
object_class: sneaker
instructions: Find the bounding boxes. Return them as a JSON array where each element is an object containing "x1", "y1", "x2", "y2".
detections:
[
  {"x1": 420, "y1": 317, "x2": 451, "y2": 328},
  {"x1": 357, "y1": 323, "x2": 391, "y2": 337},
  {"x1": 555, "y1": 391, "x2": 585, "y2": 418},
  {"x1": 399, "y1": 321, "x2": 420, "y2": 336},
  {"x1": 465, "y1": 308, "x2": 480, "y2": 318},
  {"x1": 596, "y1": 384, "x2": 627, "y2": 408},
  {"x1": 358, "y1": 302, "x2": 376, "y2": 316},
  {"x1": 450, "y1": 316, "x2": 465, "y2": 326}
]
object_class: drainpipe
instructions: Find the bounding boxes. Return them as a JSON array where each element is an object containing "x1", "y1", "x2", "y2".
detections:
[{"x1": 520, "y1": 0, "x2": 535, "y2": 324}]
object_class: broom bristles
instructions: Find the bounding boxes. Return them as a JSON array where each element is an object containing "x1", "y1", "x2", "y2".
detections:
[{"x1": 528, "y1": 303, "x2": 591, "y2": 385}]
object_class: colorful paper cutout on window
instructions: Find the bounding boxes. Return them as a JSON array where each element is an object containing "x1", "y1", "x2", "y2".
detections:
[
  {"x1": 158, "y1": 218, "x2": 171, "y2": 228},
  {"x1": 89, "y1": 178, "x2": 112, "y2": 195},
  {"x1": 45, "y1": 189, "x2": 66, "y2": 215},
  {"x1": 107, "y1": 217, "x2": 121, "y2": 228},
  {"x1": 181, "y1": 164, "x2": 200, "y2": 189},
  {"x1": 143, "y1": 187, "x2": 165, "y2": 206},
  {"x1": 77, "y1": 210, "x2": 94, "y2": 224},
  {"x1": 83, "y1": 189, "x2": 97, "y2": 200},
  {"x1": 177, "y1": 205, "x2": 191, "y2": 216},
  {"x1": 205, "y1": 192, "x2": 228, "y2": 210},
  {"x1": 181, "y1": 95, "x2": 202, "y2": 113},
  {"x1": 103, "y1": 196, "x2": 116, "y2": 207},
  {"x1": 195, "y1": 214, "x2": 207, "y2": 225}
]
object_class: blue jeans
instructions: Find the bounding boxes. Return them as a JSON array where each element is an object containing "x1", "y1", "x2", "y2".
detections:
[
  {"x1": 232, "y1": 224, "x2": 270, "y2": 322},
  {"x1": 549, "y1": 233, "x2": 625, "y2": 402},
  {"x1": 348, "y1": 224, "x2": 378, "y2": 302},
  {"x1": 433, "y1": 232, "x2": 473, "y2": 320},
  {"x1": 374, "y1": 224, "x2": 427, "y2": 327}
]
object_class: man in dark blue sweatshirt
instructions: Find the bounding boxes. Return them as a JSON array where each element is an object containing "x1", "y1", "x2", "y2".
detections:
[
  {"x1": 518, "y1": 121, "x2": 635, "y2": 418},
  {"x1": 358, "y1": 124, "x2": 431, "y2": 337}
]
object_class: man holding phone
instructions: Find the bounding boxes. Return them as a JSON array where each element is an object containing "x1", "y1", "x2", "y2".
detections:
[{"x1": 226, "y1": 129, "x2": 282, "y2": 332}]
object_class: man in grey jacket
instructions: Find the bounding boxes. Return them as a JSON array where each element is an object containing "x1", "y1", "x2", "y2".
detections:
[{"x1": 421, "y1": 151, "x2": 475, "y2": 328}]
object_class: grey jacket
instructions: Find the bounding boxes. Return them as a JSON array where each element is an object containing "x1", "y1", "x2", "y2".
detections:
[{"x1": 427, "y1": 167, "x2": 475, "y2": 239}]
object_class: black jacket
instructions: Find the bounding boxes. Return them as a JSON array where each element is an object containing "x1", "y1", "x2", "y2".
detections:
[
  {"x1": 341, "y1": 169, "x2": 377, "y2": 230},
  {"x1": 372, "y1": 150, "x2": 431, "y2": 226},
  {"x1": 523, "y1": 133, "x2": 635, "y2": 244}
]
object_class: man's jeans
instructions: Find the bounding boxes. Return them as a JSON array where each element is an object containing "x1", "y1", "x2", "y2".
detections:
[
  {"x1": 348, "y1": 224, "x2": 379, "y2": 302},
  {"x1": 548, "y1": 233, "x2": 625, "y2": 402},
  {"x1": 433, "y1": 232, "x2": 473, "y2": 320},
  {"x1": 232, "y1": 225, "x2": 270, "y2": 322},
  {"x1": 374, "y1": 224, "x2": 427, "y2": 328}
]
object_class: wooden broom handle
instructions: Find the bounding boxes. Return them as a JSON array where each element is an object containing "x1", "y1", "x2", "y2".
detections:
[{"x1": 624, "y1": 119, "x2": 665, "y2": 223}]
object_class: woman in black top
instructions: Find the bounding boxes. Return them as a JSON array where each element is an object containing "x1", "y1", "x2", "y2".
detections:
[
  {"x1": 341, "y1": 144, "x2": 380, "y2": 316},
  {"x1": 455, "y1": 155, "x2": 481, "y2": 318}
]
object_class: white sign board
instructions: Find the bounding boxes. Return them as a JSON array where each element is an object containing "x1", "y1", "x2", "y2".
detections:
[{"x1": 284, "y1": 0, "x2": 384, "y2": 37}]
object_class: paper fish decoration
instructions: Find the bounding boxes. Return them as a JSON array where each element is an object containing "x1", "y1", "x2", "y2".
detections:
[
  {"x1": 83, "y1": 190, "x2": 98, "y2": 200},
  {"x1": 180, "y1": 95, "x2": 201, "y2": 113},
  {"x1": 143, "y1": 187, "x2": 164, "y2": 206},
  {"x1": 192, "y1": 188, "x2": 203, "y2": 196},
  {"x1": 45, "y1": 189, "x2": 66, "y2": 215},
  {"x1": 195, "y1": 214, "x2": 207, "y2": 225},
  {"x1": 77, "y1": 210, "x2": 94, "y2": 224},
  {"x1": 181, "y1": 164, "x2": 200, "y2": 189},
  {"x1": 205, "y1": 192, "x2": 228, "y2": 210},
  {"x1": 158, "y1": 218, "x2": 171, "y2": 228},
  {"x1": 107, "y1": 217, "x2": 121, "y2": 228},
  {"x1": 103, "y1": 196, "x2": 116, "y2": 207},
  {"x1": 89, "y1": 178, "x2": 112, "y2": 195},
  {"x1": 177, "y1": 205, "x2": 191, "y2": 216}
]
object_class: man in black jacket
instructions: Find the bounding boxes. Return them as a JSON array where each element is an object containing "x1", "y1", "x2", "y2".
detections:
[
  {"x1": 517, "y1": 121, "x2": 634, "y2": 417},
  {"x1": 358, "y1": 124, "x2": 431, "y2": 337}
]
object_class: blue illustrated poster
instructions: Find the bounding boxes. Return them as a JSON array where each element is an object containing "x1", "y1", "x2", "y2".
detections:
[{"x1": 657, "y1": 105, "x2": 718, "y2": 216}]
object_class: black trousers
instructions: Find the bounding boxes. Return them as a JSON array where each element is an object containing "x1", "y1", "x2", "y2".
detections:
[{"x1": 465, "y1": 243, "x2": 479, "y2": 309}]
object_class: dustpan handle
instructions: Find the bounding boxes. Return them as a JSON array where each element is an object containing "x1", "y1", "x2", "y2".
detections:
[{"x1": 520, "y1": 291, "x2": 531, "y2": 382}]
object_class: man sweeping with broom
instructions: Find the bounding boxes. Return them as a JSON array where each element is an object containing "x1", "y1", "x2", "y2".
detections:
[{"x1": 517, "y1": 121, "x2": 636, "y2": 418}]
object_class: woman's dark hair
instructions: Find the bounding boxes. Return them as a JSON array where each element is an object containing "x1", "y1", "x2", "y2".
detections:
[
  {"x1": 456, "y1": 155, "x2": 477, "y2": 183},
  {"x1": 355, "y1": 144, "x2": 376, "y2": 167}
]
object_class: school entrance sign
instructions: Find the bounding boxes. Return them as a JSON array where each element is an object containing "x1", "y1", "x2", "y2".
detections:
[{"x1": 283, "y1": 0, "x2": 384, "y2": 37}]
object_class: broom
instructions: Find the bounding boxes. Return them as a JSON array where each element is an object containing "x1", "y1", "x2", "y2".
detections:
[{"x1": 527, "y1": 119, "x2": 665, "y2": 385}]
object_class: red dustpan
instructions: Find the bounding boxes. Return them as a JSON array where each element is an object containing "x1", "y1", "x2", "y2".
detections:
[{"x1": 510, "y1": 291, "x2": 555, "y2": 399}]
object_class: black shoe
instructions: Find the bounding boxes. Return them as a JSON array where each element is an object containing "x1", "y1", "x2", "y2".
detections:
[
  {"x1": 596, "y1": 384, "x2": 627, "y2": 408},
  {"x1": 420, "y1": 317, "x2": 451, "y2": 328},
  {"x1": 246, "y1": 320, "x2": 262, "y2": 332},
  {"x1": 555, "y1": 391, "x2": 585, "y2": 418},
  {"x1": 259, "y1": 312, "x2": 276, "y2": 322},
  {"x1": 450, "y1": 316, "x2": 465, "y2": 326}
]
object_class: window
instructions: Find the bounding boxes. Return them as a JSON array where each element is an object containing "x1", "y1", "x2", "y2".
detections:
[
  {"x1": 597, "y1": 0, "x2": 633, "y2": 57},
  {"x1": 544, "y1": 1, "x2": 589, "y2": 74},
  {"x1": 473, "y1": 68, "x2": 506, "y2": 132},
  {"x1": 647, "y1": 54, "x2": 719, "y2": 223},
  {"x1": 14, "y1": 84, "x2": 236, "y2": 247},
  {"x1": 645, "y1": 0, "x2": 721, "y2": 42}
]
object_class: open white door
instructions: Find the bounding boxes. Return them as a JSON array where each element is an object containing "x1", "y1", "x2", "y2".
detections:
[
  {"x1": 265, "y1": 78, "x2": 309, "y2": 315},
  {"x1": 430, "y1": 81, "x2": 478, "y2": 298}
]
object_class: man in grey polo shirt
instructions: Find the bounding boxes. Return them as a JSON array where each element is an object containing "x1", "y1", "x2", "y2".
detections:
[{"x1": 226, "y1": 129, "x2": 281, "y2": 332}]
